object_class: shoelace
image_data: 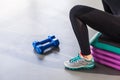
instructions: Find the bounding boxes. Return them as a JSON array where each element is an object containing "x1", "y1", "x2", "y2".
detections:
[{"x1": 69, "y1": 55, "x2": 81, "y2": 63}]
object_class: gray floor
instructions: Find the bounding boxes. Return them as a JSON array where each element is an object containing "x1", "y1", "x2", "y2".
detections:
[{"x1": 0, "y1": 0, "x2": 120, "y2": 80}]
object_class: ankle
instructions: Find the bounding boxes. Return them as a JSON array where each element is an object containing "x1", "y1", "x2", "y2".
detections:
[
  {"x1": 84, "y1": 54, "x2": 93, "y2": 60},
  {"x1": 80, "y1": 53, "x2": 93, "y2": 60}
]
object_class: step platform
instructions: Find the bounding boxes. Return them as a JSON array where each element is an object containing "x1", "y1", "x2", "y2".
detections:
[
  {"x1": 90, "y1": 33, "x2": 120, "y2": 54},
  {"x1": 91, "y1": 47, "x2": 120, "y2": 70}
]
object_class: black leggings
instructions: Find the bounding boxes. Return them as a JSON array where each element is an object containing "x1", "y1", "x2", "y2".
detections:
[{"x1": 70, "y1": 5, "x2": 120, "y2": 55}]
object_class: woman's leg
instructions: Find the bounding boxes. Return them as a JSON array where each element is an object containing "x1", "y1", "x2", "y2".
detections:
[
  {"x1": 70, "y1": 5, "x2": 120, "y2": 55},
  {"x1": 64, "y1": 5, "x2": 120, "y2": 70}
]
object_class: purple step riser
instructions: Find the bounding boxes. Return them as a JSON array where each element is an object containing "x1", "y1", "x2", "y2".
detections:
[
  {"x1": 91, "y1": 47, "x2": 120, "y2": 61},
  {"x1": 94, "y1": 56, "x2": 120, "y2": 70},
  {"x1": 92, "y1": 53, "x2": 120, "y2": 66}
]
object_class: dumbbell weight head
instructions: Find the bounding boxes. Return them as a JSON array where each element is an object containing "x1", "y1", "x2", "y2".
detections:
[
  {"x1": 35, "y1": 45, "x2": 44, "y2": 54},
  {"x1": 48, "y1": 35, "x2": 55, "y2": 41},
  {"x1": 32, "y1": 41, "x2": 40, "y2": 48},
  {"x1": 51, "y1": 39, "x2": 60, "y2": 47}
]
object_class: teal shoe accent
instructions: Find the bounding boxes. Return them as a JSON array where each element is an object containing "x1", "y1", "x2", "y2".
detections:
[{"x1": 69, "y1": 54, "x2": 81, "y2": 63}]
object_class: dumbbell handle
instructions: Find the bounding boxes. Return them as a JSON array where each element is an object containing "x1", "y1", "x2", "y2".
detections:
[
  {"x1": 35, "y1": 42, "x2": 54, "y2": 54},
  {"x1": 41, "y1": 42, "x2": 56, "y2": 50},
  {"x1": 39, "y1": 35, "x2": 55, "y2": 44},
  {"x1": 39, "y1": 39, "x2": 51, "y2": 44}
]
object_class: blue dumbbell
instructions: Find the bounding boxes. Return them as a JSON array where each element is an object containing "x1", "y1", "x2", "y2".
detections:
[
  {"x1": 32, "y1": 35, "x2": 55, "y2": 48},
  {"x1": 35, "y1": 38, "x2": 59, "y2": 54}
]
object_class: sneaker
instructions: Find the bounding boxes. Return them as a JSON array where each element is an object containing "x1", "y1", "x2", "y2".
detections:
[{"x1": 64, "y1": 54, "x2": 95, "y2": 70}]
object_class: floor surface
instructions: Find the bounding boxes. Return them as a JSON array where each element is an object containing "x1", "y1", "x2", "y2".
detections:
[{"x1": 0, "y1": 0, "x2": 120, "y2": 80}]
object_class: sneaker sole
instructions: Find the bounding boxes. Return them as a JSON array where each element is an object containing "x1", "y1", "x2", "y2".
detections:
[{"x1": 65, "y1": 65, "x2": 95, "y2": 70}]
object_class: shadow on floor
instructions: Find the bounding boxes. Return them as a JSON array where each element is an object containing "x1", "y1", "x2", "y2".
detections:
[
  {"x1": 65, "y1": 62, "x2": 120, "y2": 75},
  {"x1": 34, "y1": 47, "x2": 60, "y2": 60},
  {"x1": 34, "y1": 48, "x2": 120, "y2": 75}
]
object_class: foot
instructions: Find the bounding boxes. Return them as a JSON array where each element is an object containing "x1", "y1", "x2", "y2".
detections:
[{"x1": 64, "y1": 54, "x2": 95, "y2": 70}]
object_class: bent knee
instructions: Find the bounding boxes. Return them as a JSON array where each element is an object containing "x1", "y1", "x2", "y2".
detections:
[
  {"x1": 70, "y1": 5, "x2": 85, "y2": 15},
  {"x1": 69, "y1": 5, "x2": 94, "y2": 17}
]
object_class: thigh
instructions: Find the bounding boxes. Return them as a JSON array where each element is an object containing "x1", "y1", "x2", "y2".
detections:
[{"x1": 77, "y1": 6, "x2": 120, "y2": 39}]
